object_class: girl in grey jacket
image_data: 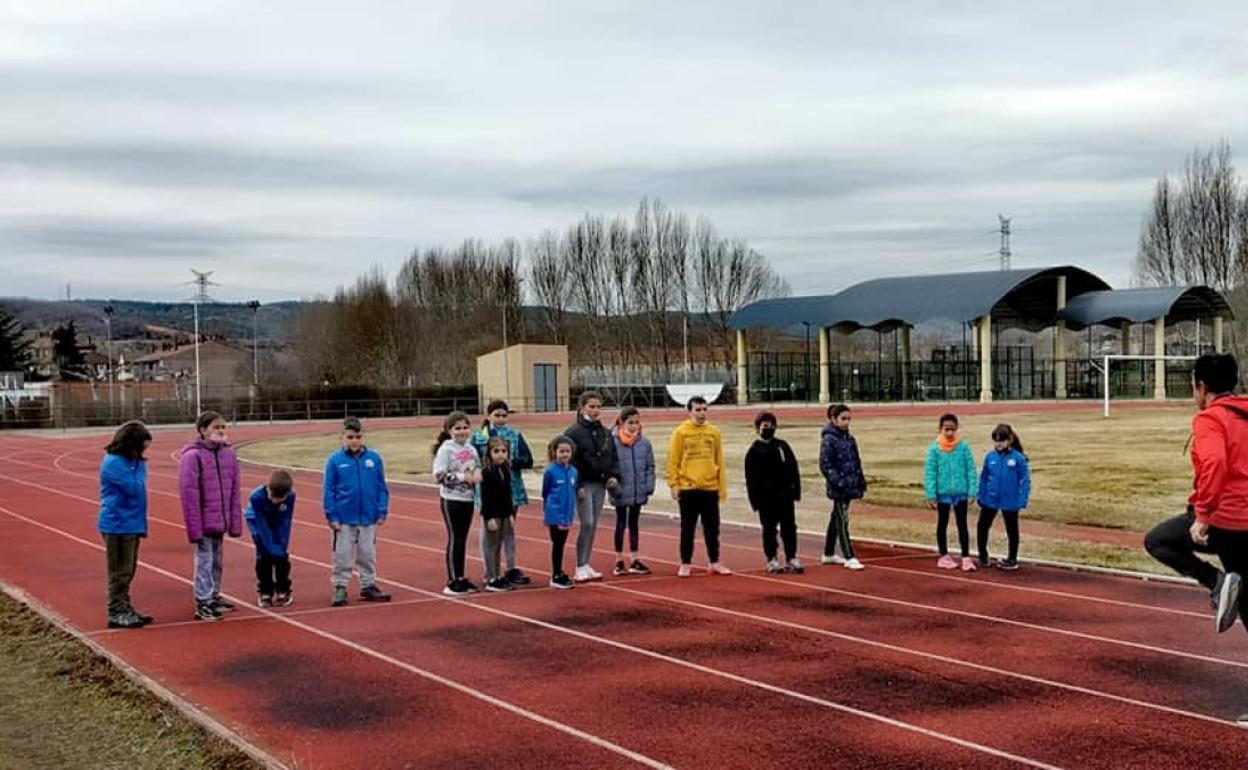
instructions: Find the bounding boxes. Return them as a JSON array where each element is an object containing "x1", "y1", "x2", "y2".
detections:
[{"x1": 610, "y1": 406, "x2": 655, "y2": 576}]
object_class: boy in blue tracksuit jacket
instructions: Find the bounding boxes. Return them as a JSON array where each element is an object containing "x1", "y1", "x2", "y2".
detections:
[
  {"x1": 246, "y1": 469, "x2": 296, "y2": 607},
  {"x1": 975, "y1": 424, "x2": 1032, "y2": 570},
  {"x1": 543, "y1": 435, "x2": 581, "y2": 589},
  {"x1": 323, "y1": 417, "x2": 392, "y2": 606}
]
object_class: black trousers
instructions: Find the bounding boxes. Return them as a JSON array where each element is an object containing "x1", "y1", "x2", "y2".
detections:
[
  {"x1": 1143, "y1": 511, "x2": 1220, "y2": 590},
  {"x1": 549, "y1": 525, "x2": 571, "y2": 576},
  {"x1": 758, "y1": 499, "x2": 798, "y2": 562},
  {"x1": 678, "y1": 490, "x2": 721, "y2": 564},
  {"x1": 614, "y1": 504, "x2": 641, "y2": 554},
  {"x1": 255, "y1": 553, "x2": 292, "y2": 595},
  {"x1": 976, "y1": 506, "x2": 1019, "y2": 563},
  {"x1": 441, "y1": 498, "x2": 474, "y2": 582},
  {"x1": 936, "y1": 500, "x2": 970, "y2": 557},
  {"x1": 1209, "y1": 526, "x2": 1248, "y2": 631}
]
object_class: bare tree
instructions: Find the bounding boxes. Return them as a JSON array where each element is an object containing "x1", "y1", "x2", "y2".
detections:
[
  {"x1": 527, "y1": 230, "x2": 569, "y2": 343},
  {"x1": 1134, "y1": 177, "x2": 1181, "y2": 287}
]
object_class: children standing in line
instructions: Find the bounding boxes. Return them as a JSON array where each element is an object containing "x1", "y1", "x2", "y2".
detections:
[
  {"x1": 976, "y1": 424, "x2": 1031, "y2": 571},
  {"x1": 98, "y1": 420, "x2": 154, "y2": 629},
  {"x1": 179, "y1": 411, "x2": 243, "y2": 622},
  {"x1": 470, "y1": 400, "x2": 534, "y2": 585},
  {"x1": 323, "y1": 417, "x2": 392, "y2": 607},
  {"x1": 924, "y1": 413, "x2": 979, "y2": 572},
  {"x1": 564, "y1": 391, "x2": 620, "y2": 582},
  {"x1": 543, "y1": 435, "x2": 581, "y2": 589},
  {"x1": 246, "y1": 469, "x2": 296, "y2": 607},
  {"x1": 820, "y1": 404, "x2": 866, "y2": 570},
  {"x1": 610, "y1": 406, "x2": 654, "y2": 576},
  {"x1": 668, "y1": 396, "x2": 731, "y2": 577},
  {"x1": 745, "y1": 411, "x2": 803, "y2": 574},
  {"x1": 478, "y1": 437, "x2": 517, "y2": 592},
  {"x1": 433, "y1": 411, "x2": 482, "y2": 596}
]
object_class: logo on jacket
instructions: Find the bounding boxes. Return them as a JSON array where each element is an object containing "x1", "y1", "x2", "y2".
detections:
[{"x1": 365, "y1": 459, "x2": 375, "y2": 469}]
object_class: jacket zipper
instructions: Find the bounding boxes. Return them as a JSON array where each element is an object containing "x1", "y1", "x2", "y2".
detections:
[
  {"x1": 354, "y1": 453, "x2": 364, "y2": 523},
  {"x1": 212, "y1": 451, "x2": 227, "y2": 531}
]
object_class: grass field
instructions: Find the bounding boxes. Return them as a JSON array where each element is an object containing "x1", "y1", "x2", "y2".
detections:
[
  {"x1": 238, "y1": 405, "x2": 1198, "y2": 574},
  {"x1": 0, "y1": 592, "x2": 259, "y2": 770}
]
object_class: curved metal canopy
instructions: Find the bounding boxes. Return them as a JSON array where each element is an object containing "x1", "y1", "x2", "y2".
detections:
[{"x1": 1058, "y1": 286, "x2": 1233, "y2": 330}]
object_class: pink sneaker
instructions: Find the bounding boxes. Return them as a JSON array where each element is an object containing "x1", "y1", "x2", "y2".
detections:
[
  {"x1": 960, "y1": 557, "x2": 978, "y2": 572},
  {"x1": 708, "y1": 562, "x2": 733, "y2": 575},
  {"x1": 677, "y1": 564, "x2": 692, "y2": 578},
  {"x1": 937, "y1": 555, "x2": 958, "y2": 570}
]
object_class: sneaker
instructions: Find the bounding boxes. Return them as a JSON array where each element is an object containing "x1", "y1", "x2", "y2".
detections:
[
  {"x1": 549, "y1": 572, "x2": 575, "y2": 589},
  {"x1": 331, "y1": 586, "x2": 348, "y2": 607},
  {"x1": 107, "y1": 611, "x2": 145, "y2": 629},
  {"x1": 821, "y1": 554, "x2": 846, "y2": 565},
  {"x1": 274, "y1": 592, "x2": 294, "y2": 607},
  {"x1": 505, "y1": 568, "x2": 532, "y2": 585},
  {"x1": 211, "y1": 597, "x2": 236, "y2": 613},
  {"x1": 360, "y1": 584, "x2": 392, "y2": 602},
  {"x1": 709, "y1": 562, "x2": 733, "y2": 575},
  {"x1": 1237, "y1": 713, "x2": 1248, "y2": 727},
  {"x1": 844, "y1": 558, "x2": 865, "y2": 571},
  {"x1": 1214, "y1": 571, "x2": 1243, "y2": 634},
  {"x1": 574, "y1": 565, "x2": 594, "y2": 583},
  {"x1": 586, "y1": 565, "x2": 603, "y2": 580},
  {"x1": 443, "y1": 579, "x2": 471, "y2": 596},
  {"x1": 132, "y1": 610, "x2": 154, "y2": 625},
  {"x1": 460, "y1": 579, "x2": 479, "y2": 594},
  {"x1": 995, "y1": 560, "x2": 1020, "y2": 572},
  {"x1": 485, "y1": 577, "x2": 513, "y2": 593},
  {"x1": 960, "y1": 557, "x2": 978, "y2": 573},
  {"x1": 677, "y1": 563, "x2": 692, "y2": 578},
  {"x1": 936, "y1": 554, "x2": 958, "y2": 570},
  {"x1": 786, "y1": 559, "x2": 805, "y2": 575},
  {"x1": 629, "y1": 559, "x2": 651, "y2": 575},
  {"x1": 194, "y1": 602, "x2": 222, "y2": 622},
  {"x1": 978, "y1": 557, "x2": 991, "y2": 569},
  {"x1": 766, "y1": 558, "x2": 784, "y2": 574},
  {"x1": 257, "y1": 594, "x2": 274, "y2": 608},
  {"x1": 613, "y1": 560, "x2": 629, "y2": 576}
]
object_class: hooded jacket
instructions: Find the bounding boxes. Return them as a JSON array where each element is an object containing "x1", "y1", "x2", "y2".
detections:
[
  {"x1": 667, "y1": 419, "x2": 728, "y2": 501},
  {"x1": 98, "y1": 452, "x2": 148, "y2": 536},
  {"x1": 1190, "y1": 395, "x2": 1248, "y2": 530},
  {"x1": 819, "y1": 424, "x2": 866, "y2": 501},
  {"x1": 470, "y1": 423, "x2": 533, "y2": 507},
  {"x1": 745, "y1": 437, "x2": 801, "y2": 510},
  {"x1": 178, "y1": 438, "x2": 243, "y2": 543},
  {"x1": 611, "y1": 428, "x2": 656, "y2": 507}
]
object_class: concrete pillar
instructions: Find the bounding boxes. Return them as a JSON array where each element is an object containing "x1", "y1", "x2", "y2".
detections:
[
  {"x1": 736, "y1": 329, "x2": 748, "y2": 405},
  {"x1": 1054, "y1": 275, "x2": 1068, "y2": 399},
  {"x1": 1119, "y1": 321, "x2": 1131, "y2": 356},
  {"x1": 1153, "y1": 315, "x2": 1166, "y2": 401},
  {"x1": 901, "y1": 326, "x2": 912, "y2": 401},
  {"x1": 979, "y1": 314, "x2": 993, "y2": 403},
  {"x1": 1214, "y1": 316, "x2": 1225, "y2": 354},
  {"x1": 818, "y1": 327, "x2": 830, "y2": 403}
]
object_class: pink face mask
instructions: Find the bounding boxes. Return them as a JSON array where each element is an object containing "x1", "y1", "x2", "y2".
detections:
[{"x1": 207, "y1": 431, "x2": 227, "y2": 445}]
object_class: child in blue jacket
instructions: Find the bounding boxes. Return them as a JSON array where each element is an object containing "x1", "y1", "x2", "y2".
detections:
[
  {"x1": 323, "y1": 417, "x2": 391, "y2": 607},
  {"x1": 543, "y1": 435, "x2": 582, "y2": 589},
  {"x1": 98, "y1": 420, "x2": 154, "y2": 629},
  {"x1": 976, "y1": 424, "x2": 1031, "y2": 571},
  {"x1": 247, "y1": 469, "x2": 296, "y2": 607}
]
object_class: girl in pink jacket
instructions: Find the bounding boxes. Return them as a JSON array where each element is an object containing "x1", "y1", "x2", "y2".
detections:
[{"x1": 178, "y1": 411, "x2": 243, "y2": 622}]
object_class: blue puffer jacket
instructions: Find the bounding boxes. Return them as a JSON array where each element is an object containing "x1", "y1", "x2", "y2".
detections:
[
  {"x1": 246, "y1": 485, "x2": 296, "y2": 558},
  {"x1": 98, "y1": 453, "x2": 148, "y2": 536},
  {"x1": 323, "y1": 447, "x2": 390, "y2": 526},
  {"x1": 542, "y1": 463, "x2": 579, "y2": 527},
  {"x1": 978, "y1": 449, "x2": 1031, "y2": 511},
  {"x1": 819, "y1": 424, "x2": 867, "y2": 501},
  {"x1": 611, "y1": 430, "x2": 655, "y2": 507}
]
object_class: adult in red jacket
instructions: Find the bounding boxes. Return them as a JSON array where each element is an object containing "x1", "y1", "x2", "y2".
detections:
[{"x1": 1145, "y1": 354, "x2": 1248, "y2": 653}]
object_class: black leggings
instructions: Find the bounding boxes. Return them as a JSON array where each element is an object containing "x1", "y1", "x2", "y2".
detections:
[
  {"x1": 937, "y1": 500, "x2": 970, "y2": 557},
  {"x1": 549, "y1": 525, "x2": 571, "y2": 576},
  {"x1": 1143, "y1": 510, "x2": 1221, "y2": 590},
  {"x1": 440, "y1": 498, "x2": 474, "y2": 582},
  {"x1": 759, "y1": 500, "x2": 798, "y2": 561},
  {"x1": 614, "y1": 504, "x2": 641, "y2": 554},
  {"x1": 976, "y1": 506, "x2": 1019, "y2": 563},
  {"x1": 255, "y1": 553, "x2": 292, "y2": 595}
]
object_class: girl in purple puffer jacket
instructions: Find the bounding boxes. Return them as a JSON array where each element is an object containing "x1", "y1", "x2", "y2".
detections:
[{"x1": 178, "y1": 411, "x2": 243, "y2": 622}]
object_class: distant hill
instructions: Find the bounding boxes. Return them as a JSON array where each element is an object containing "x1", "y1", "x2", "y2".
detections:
[{"x1": 0, "y1": 297, "x2": 305, "y2": 342}]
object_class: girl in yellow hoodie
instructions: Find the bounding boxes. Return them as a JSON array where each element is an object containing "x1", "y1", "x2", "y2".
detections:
[{"x1": 667, "y1": 396, "x2": 731, "y2": 577}]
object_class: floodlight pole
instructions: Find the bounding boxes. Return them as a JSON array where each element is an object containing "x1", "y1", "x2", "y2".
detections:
[{"x1": 103, "y1": 304, "x2": 114, "y2": 418}]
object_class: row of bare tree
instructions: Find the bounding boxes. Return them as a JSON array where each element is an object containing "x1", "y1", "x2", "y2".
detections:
[{"x1": 293, "y1": 199, "x2": 789, "y2": 387}]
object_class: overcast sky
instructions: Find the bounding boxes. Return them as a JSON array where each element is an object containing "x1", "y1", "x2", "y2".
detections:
[{"x1": 2, "y1": 1, "x2": 1247, "y2": 303}]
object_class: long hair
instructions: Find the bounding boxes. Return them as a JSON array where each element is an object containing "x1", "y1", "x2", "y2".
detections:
[
  {"x1": 484, "y1": 436, "x2": 510, "y2": 468},
  {"x1": 105, "y1": 420, "x2": 152, "y2": 461},
  {"x1": 991, "y1": 423, "x2": 1025, "y2": 457},
  {"x1": 195, "y1": 410, "x2": 224, "y2": 435},
  {"x1": 432, "y1": 411, "x2": 471, "y2": 457},
  {"x1": 548, "y1": 434, "x2": 575, "y2": 462},
  {"x1": 616, "y1": 405, "x2": 640, "y2": 426}
]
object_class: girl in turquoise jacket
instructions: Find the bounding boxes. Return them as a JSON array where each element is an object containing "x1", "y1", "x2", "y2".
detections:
[{"x1": 924, "y1": 413, "x2": 978, "y2": 572}]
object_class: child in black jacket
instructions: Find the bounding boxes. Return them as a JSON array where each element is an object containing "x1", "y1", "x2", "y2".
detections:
[
  {"x1": 478, "y1": 438, "x2": 517, "y2": 592},
  {"x1": 744, "y1": 411, "x2": 804, "y2": 574}
]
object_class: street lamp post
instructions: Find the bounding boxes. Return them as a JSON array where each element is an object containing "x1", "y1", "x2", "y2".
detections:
[
  {"x1": 103, "y1": 304, "x2": 114, "y2": 417},
  {"x1": 801, "y1": 321, "x2": 812, "y2": 404},
  {"x1": 247, "y1": 300, "x2": 260, "y2": 387},
  {"x1": 501, "y1": 278, "x2": 523, "y2": 405}
]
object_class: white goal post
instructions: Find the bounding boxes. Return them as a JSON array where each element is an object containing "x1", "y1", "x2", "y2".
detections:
[{"x1": 1099, "y1": 354, "x2": 1197, "y2": 418}]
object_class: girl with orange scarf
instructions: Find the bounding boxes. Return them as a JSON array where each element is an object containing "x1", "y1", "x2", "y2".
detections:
[
  {"x1": 924, "y1": 413, "x2": 979, "y2": 572},
  {"x1": 610, "y1": 406, "x2": 655, "y2": 576}
]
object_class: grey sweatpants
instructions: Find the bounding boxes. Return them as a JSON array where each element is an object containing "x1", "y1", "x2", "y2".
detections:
[
  {"x1": 576, "y1": 482, "x2": 607, "y2": 568},
  {"x1": 478, "y1": 515, "x2": 518, "y2": 573},
  {"x1": 332, "y1": 524, "x2": 378, "y2": 588},
  {"x1": 192, "y1": 534, "x2": 224, "y2": 603},
  {"x1": 481, "y1": 517, "x2": 515, "y2": 581}
]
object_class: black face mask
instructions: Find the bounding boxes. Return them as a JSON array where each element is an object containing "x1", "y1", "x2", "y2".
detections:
[{"x1": 760, "y1": 427, "x2": 776, "y2": 441}]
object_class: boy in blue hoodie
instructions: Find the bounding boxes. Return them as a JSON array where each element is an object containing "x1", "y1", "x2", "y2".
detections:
[
  {"x1": 246, "y1": 469, "x2": 296, "y2": 607},
  {"x1": 323, "y1": 417, "x2": 391, "y2": 607}
]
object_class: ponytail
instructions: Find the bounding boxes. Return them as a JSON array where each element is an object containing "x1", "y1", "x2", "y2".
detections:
[
  {"x1": 991, "y1": 424, "x2": 1025, "y2": 458},
  {"x1": 432, "y1": 411, "x2": 471, "y2": 457}
]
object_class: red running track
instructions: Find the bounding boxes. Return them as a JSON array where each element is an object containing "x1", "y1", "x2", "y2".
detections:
[{"x1": 1, "y1": 422, "x2": 1246, "y2": 769}]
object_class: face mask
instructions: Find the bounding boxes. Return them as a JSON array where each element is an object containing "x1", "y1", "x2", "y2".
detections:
[
  {"x1": 208, "y1": 431, "x2": 227, "y2": 445},
  {"x1": 760, "y1": 427, "x2": 776, "y2": 441}
]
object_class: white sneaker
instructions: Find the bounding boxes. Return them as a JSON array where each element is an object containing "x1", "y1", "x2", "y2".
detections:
[
  {"x1": 766, "y1": 558, "x2": 784, "y2": 574},
  {"x1": 574, "y1": 565, "x2": 593, "y2": 583},
  {"x1": 709, "y1": 562, "x2": 733, "y2": 575},
  {"x1": 586, "y1": 565, "x2": 603, "y2": 580},
  {"x1": 821, "y1": 554, "x2": 847, "y2": 565},
  {"x1": 843, "y1": 558, "x2": 865, "y2": 570},
  {"x1": 677, "y1": 563, "x2": 692, "y2": 578}
]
